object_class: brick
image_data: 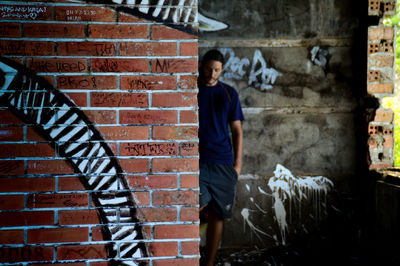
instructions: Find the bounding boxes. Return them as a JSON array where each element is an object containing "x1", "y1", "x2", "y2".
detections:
[
  {"x1": 181, "y1": 174, "x2": 199, "y2": 189},
  {"x1": 84, "y1": 110, "x2": 116, "y2": 124},
  {"x1": 55, "y1": 6, "x2": 115, "y2": 22},
  {"x1": 28, "y1": 160, "x2": 74, "y2": 174},
  {"x1": 180, "y1": 207, "x2": 199, "y2": 222},
  {"x1": 26, "y1": 58, "x2": 88, "y2": 73},
  {"x1": 24, "y1": 122, "x2": 41, "y2": 138},
  {"x1": 367, "y1": 83, "x2": 394, "y2": 94},
  {"x1": 89, "y1": 24, "x2": 148, "y2": 38},
  {"x1": 120, "y1": 110, "x2": 177, "y2": 124},
  {"x1": 152, "y1": 25, "x2": 197, "y2": 40},
  {"x1": 152, "y1": 58, "x2": 198, "y2": 73},
  {"x1": 57, "y1": 75, "x2": 117, "y2": 90},
  {"x1": 91, "y1": 58, "x2": 148, "y2": 73},
  {"x1": 65, "y1": 92, "x2": 87, "y2": 107},
  {"x1": 59, "y1": 210, "x2": 100, "y2": 225},
  {"x1": 180, "y1": 42, "x2": 198, "y2": 56},
  {"x1": 138, "y1": 207, "x2": 177, "y2": 222},
  {"x1": 24, "y1": 23, "x2": 86, "y2": 38},
  {"x1": 153, "y1": 191, "x2": 198, "y2": 206},
  {"x1": 90, "y1": 92, "x2": 148, "y2": 107},
  {"x1": 121, "y1": 142, "x2": 178, "y2": 156},
  {"x1": 368, "y1": 54, "x2": 394, "y2": 67},
  {"x1": 0, "y1": 160, "x2": 24, "y2": 175},
  {"x1": 384, "y1": 136, "x2": 394, "y2": 148},
  {"x1": 28, "y1": 227, "x2": 88, "y2": 243},
  {"x1": 57, "y1": 245, "x2": 107, "y2": 260},
  {"x1": 0, "y1": 230, "x2": 24, "y2": 244},
  {"x1": 27, "y1": 193, "x2": 89, "y2": 208},
  {"x1": 121, "y1": 75, "x2": 177, "y2": 91},
  {"x1": 153, "y1": 126, "x2": 198, "y2": 140},
  {"x1": 120, "y1": 42, "x2": 177, "y2": 56},
  {"x1": 0, "y1": 177, "x2": 54, "y2": 192},
  {"x1": 0, "y1": 211, "x2": 54, "y2": 226},
  {"x1": 120, "y1": 158, "x2": 149, "y2": 173},
  {"x1": 369, "y1": 27, "x2": 394, "y2": 40},
  {"x1": 154, "y1": 224, "x2": 199, "y2": 239},
  {"x1": 180, "y1": 75, "x2": 198, "y2": 90},
  {"x1": 0, "y1": 110, "x2": 23, "y2": 124},
  {"x1": 0, "y1": 246, "x2": 53, "y2": 263},
  {"x1": 91, "y1": 226, "x2": 104, "y2": 242},
  {"x1": 39, "y1": 75, "x2": 55, "y2": 85},
  {"x1": 98, "y1": 126, "x2": 149, "y2": 141},
  {"x1": 133, "y1": 191, "x2": 150, "y2": 206},
  {"x1": 369, "y1": 163, "x2": 393, "y2": 170},
  {"x1": 0, "y1": 126, "x2": 23, "y2": 141},
  {"x1": 0, "y1": 195, "x2": 24, "y2": 210},
  {"x1": 118, "y1": 11, "x2": 150, "y2": 23},
  {"x1": 0, "y1": 144, "x2": 54, "y2": 158},
  {"x1": 127, "y1": 175, "x2": 177, "y2": 189},
  {"x1": 181, "y1": 241, "x2": 199, "y2": 255},
  {"x1": 0, "y1": 40, "x2": 54, "y2": 56},
  {"x1": 153, "y1": 158, "x2": 198, "y2": 173},
  {"x1": 180, "y1": 142, "x2": 198, "y2": 156},
  {"x1": 180, "y1": 110, "x2": 198, "y2": 124},
  {"x1": 58, "y1": 176, "x2": 86, "y2": 191},
  {"x1": 149, "y1": 242, "x2": 178, "y2": 257},
  {"x1": 153, "y1": 258, "x2": 199, "y2": 266},
  {"x1": 58, "y1": 42, "x2": 117, "y2": 56},
  {"x1": 374, "y1": 109, "x2": 393, "y2": 122},
  {"x1": 152, "y1": 92, "x2": 197, "y2": 107},
  {"x1": 0, "y1": 5, "x2": 51, "y2": 20},
  {"x1": 0, "y1": 22, "x2": 20, "y2": 37}
]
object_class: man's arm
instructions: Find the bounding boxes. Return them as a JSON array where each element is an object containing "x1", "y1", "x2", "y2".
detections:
[{"x1": 230, "y1": 120, "x2": 243, "y2": 176}]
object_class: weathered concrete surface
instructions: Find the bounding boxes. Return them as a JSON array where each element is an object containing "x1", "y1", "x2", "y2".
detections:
[
  {"x1": 199, "y1": 0, "x2": 362, "y2": 254},
  {"x1": 199, "y1": 0, "x2": 359, "y2": 39}
]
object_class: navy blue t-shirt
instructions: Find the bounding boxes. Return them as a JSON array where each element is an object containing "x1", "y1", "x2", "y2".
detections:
[{"x1": 198, "y1": 81, "x2": 244, "y2": 164}]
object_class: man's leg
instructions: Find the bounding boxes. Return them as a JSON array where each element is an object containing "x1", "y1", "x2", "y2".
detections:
[{"x1": 205, "y1": 209, "x2": 224, "y2": 266}]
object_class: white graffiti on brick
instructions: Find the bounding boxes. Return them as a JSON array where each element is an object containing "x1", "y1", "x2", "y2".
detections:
[
  {"x1": 0, "y1": 59, "x2": 146, "y2": 265},
  {"x1": 268, "y1": 164, "x2": 333, "y2": 245},
  {"x1": 220, "y1": 48, "x2": 282, "y2": 91},
  {"x1": 0, "y1": 5, "x2": 47, "y2": 20}
]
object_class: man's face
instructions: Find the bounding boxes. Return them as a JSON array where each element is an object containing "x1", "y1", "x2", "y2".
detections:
[{"x1": 202, "y1": 60, "x2": 223, "y2": 86}]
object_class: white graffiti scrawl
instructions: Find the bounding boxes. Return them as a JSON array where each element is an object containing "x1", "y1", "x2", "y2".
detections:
[
  {"x1": 220, "y1": 48, "x2": 282, "y2": 91},
  {"x1": 268, "y1": 164, "x2": 334, "y2": 245}
]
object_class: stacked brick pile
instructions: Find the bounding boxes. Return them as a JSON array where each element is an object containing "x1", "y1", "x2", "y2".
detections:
[
  {"x1": 0, "y1": 1, "x2": 199, "y2": 265},
  {"x1": 367, "y1": 0, "x2": 396, "y2": 169}
]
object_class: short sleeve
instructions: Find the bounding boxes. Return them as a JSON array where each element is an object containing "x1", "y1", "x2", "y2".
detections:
[{"x1": 228, "y1": 89, "x2": 244, "y2": 122}]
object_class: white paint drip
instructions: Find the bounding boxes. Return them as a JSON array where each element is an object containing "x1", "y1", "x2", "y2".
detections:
[
  {"x1": 267, "y1": 164, "x2": 333, "y2": 245},
  {"x1": 241, "y1": 208, "x2": 272, "y2": 240}
]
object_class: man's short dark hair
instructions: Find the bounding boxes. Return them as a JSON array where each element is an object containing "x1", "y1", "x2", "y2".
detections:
[{"x1": 201, "y1": 49, "x2": 225, "y2": 66}]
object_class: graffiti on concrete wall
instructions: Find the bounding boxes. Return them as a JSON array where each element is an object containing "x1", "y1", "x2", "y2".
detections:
[
  {"x1": 220, "y1": 48, "x2": 283, "y2": 91},
  {"x1": 241, "y1": 164, "x2": 334, "y2": 245},
  {"x1": 0, "y1": 58, "x2": 146, "y2": 265},
  {"x1": 310, "y1": 46, "x2": 329, "y2": 69}
]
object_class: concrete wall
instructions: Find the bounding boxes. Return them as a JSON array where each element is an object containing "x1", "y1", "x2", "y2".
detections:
[{"x1": 199, "y1": 0, "x2": 366, "y2": 250}]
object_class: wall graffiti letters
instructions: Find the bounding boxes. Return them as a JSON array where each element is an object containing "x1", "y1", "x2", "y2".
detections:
[
  {"x1": 0, "y1": 5, "x2": 47, "y2": 20},
  {"x1": 123, "y1": 143, "x2": 177, "y2": 156},
  {"x1": 220, "y1": 48, "x2": 282, "y2": 91}
]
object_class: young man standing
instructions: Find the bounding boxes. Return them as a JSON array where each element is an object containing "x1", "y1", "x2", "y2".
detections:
[{"x1": 197, "y1": 49, "x2": 244, "y2": 266}]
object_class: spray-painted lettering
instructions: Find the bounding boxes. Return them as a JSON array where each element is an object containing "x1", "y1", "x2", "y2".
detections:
[{"x1": 220, "y1": 48, "x2": 282, "y2": 91}]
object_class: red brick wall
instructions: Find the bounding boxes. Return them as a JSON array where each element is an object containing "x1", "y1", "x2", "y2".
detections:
[
  {"x1": 367, "y1": 0, "x2": 396, "y2": 170},
  {"x1": 0, "y1": 1, "x2": 199, "y2": 265}
]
